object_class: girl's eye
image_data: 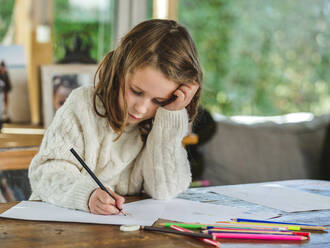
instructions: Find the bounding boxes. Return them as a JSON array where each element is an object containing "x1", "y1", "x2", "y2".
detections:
[
  {"x1": 130, "y1": 87, "x2": 143, "y2": 96},
  {"x1": 154, "y1": 95, "x2": 177, "y2": 106},
  {"x1": 152, "y1": 99, "x2": 163, "y2": 105}
]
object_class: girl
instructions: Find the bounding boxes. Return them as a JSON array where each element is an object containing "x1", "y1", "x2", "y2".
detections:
[{"x1": 29, "y1": 19, "x2": 203, "y2": 215}]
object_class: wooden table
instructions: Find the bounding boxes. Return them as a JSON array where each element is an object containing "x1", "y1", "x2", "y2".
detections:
[
  {"x1": 0, "y1": 180, "x2": 329, "y2": 248},
  {"x1": 0, "y1": 147, "x2": 39, "y2": 170},
  {"x1": 0, "y1": 133, "x2": 43, "y2": 149}
]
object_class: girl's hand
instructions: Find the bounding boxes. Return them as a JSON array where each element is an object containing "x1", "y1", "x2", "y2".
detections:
[
  {"x1": 88, "y1": 187, "x2": 125, "y2": 215},
  {"x1": 163, "y1": 82, "x2": 199, "y2": 111}
]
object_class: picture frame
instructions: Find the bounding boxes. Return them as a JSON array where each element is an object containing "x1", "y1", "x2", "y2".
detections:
[
  {"x1": 0, "y1": 45, "x2": 30, "y2": 123},
  {"x1": 40, "y1": 64, "x2": 98, "y2": 127}
]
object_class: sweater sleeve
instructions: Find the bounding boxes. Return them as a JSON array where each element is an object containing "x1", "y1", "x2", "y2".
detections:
[
  {"x1": 131, "y1": 107, "x2": 192, "y2": 200},
  {"x1": 28, "y1": 90, "x2": 100, "y2": 212}
]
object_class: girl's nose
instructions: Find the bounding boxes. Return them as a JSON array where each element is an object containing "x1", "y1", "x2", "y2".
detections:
[{"x1": 134, "y1": 98, "x2": 149, "y2": 114}]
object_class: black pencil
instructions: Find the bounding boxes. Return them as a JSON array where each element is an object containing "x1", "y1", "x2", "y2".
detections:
[
  {"x1": 70, "y1": 148, "x2": 127, "y2": 215},
  {"x1": 141, "y1": 226, "x2": 216, "y2": 240}
]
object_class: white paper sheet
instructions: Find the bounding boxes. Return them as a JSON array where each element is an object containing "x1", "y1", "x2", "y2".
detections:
[
  {"x1": 0, "y1": 198, "x2": 279, "y2": 226},
  {"x1": 211, "y1": 183, "x2": 330, "y2": 212},
  {"x1": 0, "y1": 199, "x2": 165, "y2": 226},
  {"x1": 160, "y1": 199, "x2": 278, "y2": 223}
]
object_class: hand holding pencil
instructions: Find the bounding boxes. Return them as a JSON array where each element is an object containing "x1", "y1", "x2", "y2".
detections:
[
  {"x1": 70, "y1": 148, "x2": 127, "y2": 216},
  {"x1": 88, "y1": 187, "x2": 125, "y2": 215}
]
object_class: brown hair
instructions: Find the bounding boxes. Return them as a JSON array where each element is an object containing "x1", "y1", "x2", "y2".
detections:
[{"x1": 93, "y1": 19, "x2": 203, "y2": 142}]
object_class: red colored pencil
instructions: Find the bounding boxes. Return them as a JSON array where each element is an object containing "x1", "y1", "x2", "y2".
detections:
[
  {"x1": 205, "y1": 228, "x2": 310, "y2": 237},
  {"x1": 212, "y1": 232, "x2": 307, "y2": 241}
]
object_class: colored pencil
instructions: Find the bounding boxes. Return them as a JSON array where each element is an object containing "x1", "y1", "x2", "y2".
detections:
[
  {"x1": 217, "y1": 221, "x2": 300, "y2": 231},
  {"x1": 206, "y1": 226, "x2": 289, "y2": 232},
  {"x1": 233, "y1": 218, "x2": 315, "y2": 226},
  {"x1": 170, "y1": 225, "x2": 221, "y2": 247},
  {"x1": 219, "y1": 220, "x2": 326, "y2": 231},
  {"x1": 141, "y1": 226, "x2": 215, "y2": 240},
  {"x1": 190, "y1": 180, "x2": 211, "y2": 187},
  {"x1": 70, "y1": 148, "x2": 127, "y2": 216},
  {"x1": 212, "y1": 232, "x2": 307, "y2": 241},
  {"x1": 204, "y1": 228, "x2": 310, "y2": 237},
  {"x1": 159, "y1": 223, "x2": 206, "y2": 229},
  {"x1": 205, "y1": 224, "x2": 289, "y2": 231},
  {"x1": 232, "y1": 218, "x2": 328, "y2": 231},
  {"x1": 159, "y1": 222, "x2": 288, "y2": 231}
]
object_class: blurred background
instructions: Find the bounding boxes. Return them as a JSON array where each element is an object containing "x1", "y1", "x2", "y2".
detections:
[{"x1": 0, "y1": 0, "x2": 329, "y2": 202}]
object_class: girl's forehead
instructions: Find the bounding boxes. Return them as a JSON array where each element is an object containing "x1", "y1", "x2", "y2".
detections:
[{"x1": 127, "y1": 66, "x2": 178, "y2": 97}]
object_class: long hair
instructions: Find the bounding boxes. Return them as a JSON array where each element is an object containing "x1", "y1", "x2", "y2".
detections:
[{"x1": 93, "y1": 19, "x2": 203, "y2": 142}]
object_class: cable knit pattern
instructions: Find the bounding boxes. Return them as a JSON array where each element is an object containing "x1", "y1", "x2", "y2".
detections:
[{"x1": 28, "y1": 86, "x2": 191, "y2": 211}]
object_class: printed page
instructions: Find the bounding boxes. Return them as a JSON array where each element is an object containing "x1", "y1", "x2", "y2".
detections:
[
  {"x1": 160, "y1": 198, "x2": 278, "y2": 223},
  {"x1": 211, "y1": 183, "x2": 330, "y2": 212}
]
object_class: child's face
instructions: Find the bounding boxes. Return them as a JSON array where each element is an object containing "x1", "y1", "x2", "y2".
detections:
[{"x1": 120, "y1": 66, "x2": 178, "y2": 125}]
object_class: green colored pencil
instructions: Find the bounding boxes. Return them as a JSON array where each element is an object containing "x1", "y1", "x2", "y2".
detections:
[
  {"x1": 159, "y1": 223, "x2": 205, "y2": 229},
  {"x1": 158, "y1": 222, "x2": 288, "y2": 231}
]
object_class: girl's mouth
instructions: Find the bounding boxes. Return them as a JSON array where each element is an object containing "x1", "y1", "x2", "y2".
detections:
[{"x1": 129, "y1": 113, "x2": 140, "y2": 120}]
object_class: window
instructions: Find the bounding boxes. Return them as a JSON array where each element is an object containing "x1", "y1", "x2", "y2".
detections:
[
  {"x1": 179, "y1": 0, "x2": 330, "y2": 116},
  {"x1": 0, "y1": 0, "x2": 15, "y2": 43},
  {"x1": 53, "y1": 0, "x2": 115, "y2": 63}
]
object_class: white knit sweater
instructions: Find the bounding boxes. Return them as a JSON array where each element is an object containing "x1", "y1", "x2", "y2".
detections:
[{"x1": 28, "y1": 86, "x2": 192, "y2": 211}]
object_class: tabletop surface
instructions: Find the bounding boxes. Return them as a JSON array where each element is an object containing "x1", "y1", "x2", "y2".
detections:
[{"x1": 0, "y1": 179, "x2": 329, "y2": 248}]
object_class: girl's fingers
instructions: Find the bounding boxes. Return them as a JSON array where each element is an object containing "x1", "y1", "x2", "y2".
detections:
[
  {"x1": 164, "y1": 89, "x2": 188, "y2": 110},
  {"x1": 88, "y1": 188, "x2": 124, "y2": 215},
  {"x1": 110, "y1": 190, "x2": 126, "y2": 209},
  {"x1": 97, "y1": 189, "x2": 116, "y2": 205},
  {"x1": 93, "y1": 204, "x2": 110, "y2": 215},
  {"x1": 175, "y1": 87, "x2": 192, "y2": 106},
  {"x1": 93, "y1": 198, "x2": 120, "y2": 215},
  {"x1": 116, "y1": 196, "x2": 125, "y2": 209},
  {"x1": 94, "y1": 203, "x2": 119, "y2": 215},
  {"x1": 179, "y1": 83, "x2": 199, "y2": 99},
  {"x1": 174, "y1": 88, "x2": 186, "y2": 101},
  {"x1": 164, "y1": 81, "x2": 200, "y2": 110},
  {"x1": 95, "y1": 198, "x2": 113, "y2": 212}
]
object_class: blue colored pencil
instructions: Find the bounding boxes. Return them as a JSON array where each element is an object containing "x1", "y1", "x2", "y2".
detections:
[{"x1": 232, "y1": 218, "x2": 316, "y2": 226}]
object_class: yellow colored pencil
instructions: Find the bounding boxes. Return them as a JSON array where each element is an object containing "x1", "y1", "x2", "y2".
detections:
[{"x1": 204, "y1": 228, "x2": 310, "y2": 237}]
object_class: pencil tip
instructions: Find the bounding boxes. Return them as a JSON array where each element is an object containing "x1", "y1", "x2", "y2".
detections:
[{"x1": 118, "y1": 208, "x2": 127, "y2": 216}]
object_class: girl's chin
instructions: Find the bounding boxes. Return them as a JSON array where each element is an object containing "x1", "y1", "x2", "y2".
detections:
[{"x1": 127, "y1": 120, "x2": 139, "y2": 125}]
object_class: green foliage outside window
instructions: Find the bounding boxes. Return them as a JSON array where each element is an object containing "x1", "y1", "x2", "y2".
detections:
[
  {"x1": 179, "y1": 0, "x2": 330, "y2": 116},
  {"x1": 0, "y1": 0, "x2": 14, "y2": 42},
  {"x1": 53, "y1": 0, "x2": 115, "y2": 63}
]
